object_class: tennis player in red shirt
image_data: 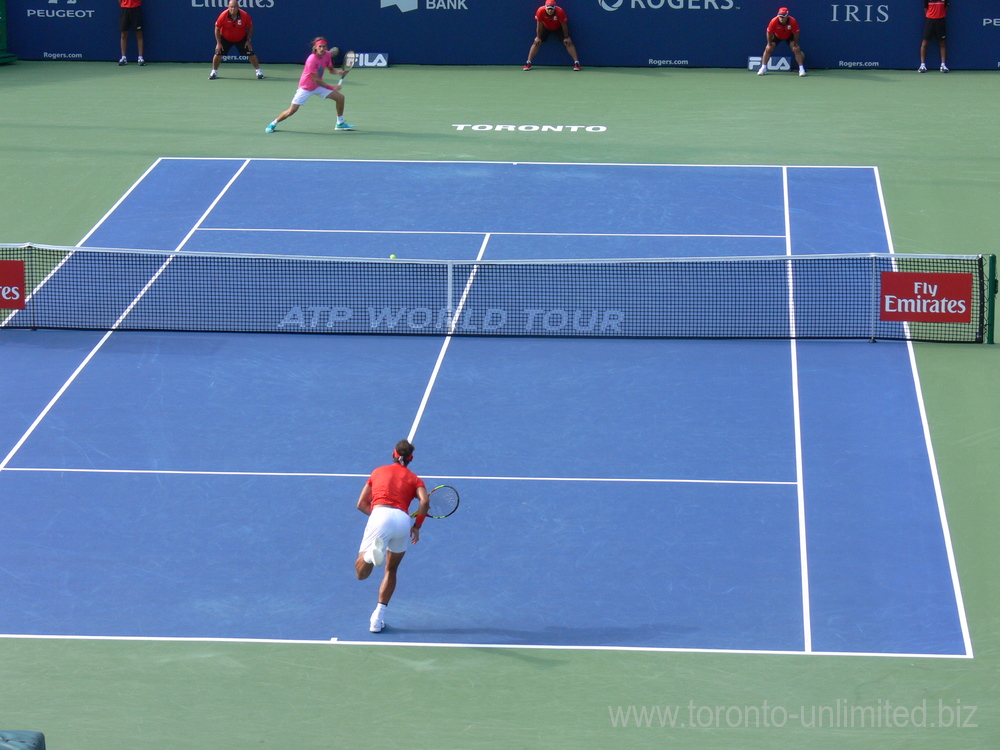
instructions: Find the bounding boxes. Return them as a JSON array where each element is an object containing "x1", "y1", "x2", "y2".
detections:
[
  {"x1": 757, "y1": 7, "x2": 806, "y2": 77},
  {"x1": 524, "y1": 0, "x2": 581, "y2": 71},
  {"x1": 211, "y1": 0, "x2": 263, "y2": 80},
  {"x1": 918, "y1": 0, "x2": 948, "y2": 73},
  {"x1": 354, "y1": 440, "x2": 430, "y2": 633}
]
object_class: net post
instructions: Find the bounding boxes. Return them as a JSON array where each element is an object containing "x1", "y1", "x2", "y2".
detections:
[{"x1": 987, "y1": 253, "x2": 997, "y2": 345}]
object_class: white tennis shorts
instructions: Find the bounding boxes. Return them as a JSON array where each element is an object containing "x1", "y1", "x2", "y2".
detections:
[
  {"x1": 359, "y1": 506, "x2": 412, "y2": 555},
  {"x1": 291, "y1": 86, "x2": 335, "y2": 105}
]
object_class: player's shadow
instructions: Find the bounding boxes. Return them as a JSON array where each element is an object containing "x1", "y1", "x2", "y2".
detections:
[{"x1": 380, "y1": 621, "x2": 700, "y2": 647}]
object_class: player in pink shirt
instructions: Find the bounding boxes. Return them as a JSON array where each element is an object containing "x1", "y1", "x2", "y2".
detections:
[
  {"x1": 757, "y1": 7, "x2": 806, "y2": 77},
  {"x1": 265, "y1": 37, "x2": 353, "y2": 133}
]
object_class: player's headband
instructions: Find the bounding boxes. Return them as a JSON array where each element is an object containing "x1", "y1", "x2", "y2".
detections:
[
  {"x1": 393, "y1": 449, "x2": 413, "y2": 461},
  {"x1": 314, "y1": 38, "x2": 328, "y2": 47}
]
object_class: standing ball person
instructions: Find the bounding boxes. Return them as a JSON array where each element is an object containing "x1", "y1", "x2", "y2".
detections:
[
  {"x1": 757, "y1": 7, "x2": 806, "y2": 77},
  {"x1": 523, "y1": 0, "x2": 581, "y2": 72},
  {"x1": 265, "y1": 37, "x2": 353, "y2": 133},
  {"x1": 918, "y1": 0, "x2": 949, "y2": 73},
  {"x1": 210, "y1": 0, "x2": 263, "y2": 80},
  {"x1": 118, "y1": 0, "x2": 144, "y2": 66},
  {"x1": 354, "y1": 440, "x2": 430, "y2": 634}
]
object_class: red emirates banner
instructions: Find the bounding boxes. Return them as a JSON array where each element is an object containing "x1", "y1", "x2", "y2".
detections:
[
  {"x1": 880, "y1": 272, "x2": 972, "y2": 323},
  {"x1": 0, "y1": 260, "x2": 26, "y2": 310}
]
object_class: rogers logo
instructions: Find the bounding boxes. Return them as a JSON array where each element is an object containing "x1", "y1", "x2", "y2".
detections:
[
  {"x1": 1, "y1": 286, "x2": 21, "y2": 301},
  {"x1": 600, "y1": 0, "x2": 735, "y2": 10}
]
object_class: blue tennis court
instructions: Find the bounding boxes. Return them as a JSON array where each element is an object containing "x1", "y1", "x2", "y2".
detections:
[{"x1": 0, "y1": 159, "x2": 971, "y2": 656}]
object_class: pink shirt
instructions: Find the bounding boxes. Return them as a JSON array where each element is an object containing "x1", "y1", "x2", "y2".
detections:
[{"x1": 299, "y1": 51, "x2": 332, "y2": 91}]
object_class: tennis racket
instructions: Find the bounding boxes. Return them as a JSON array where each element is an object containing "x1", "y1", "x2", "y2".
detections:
[
  {"x1": 338, "y1": 50, "x2": 356, "y2": 85},
  {"x1": 413, "y1": 484, "x2": 460, "y2": 520}
]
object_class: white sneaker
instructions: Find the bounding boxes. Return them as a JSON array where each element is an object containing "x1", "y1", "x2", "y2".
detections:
[
  {"x1": 918, "y1": 63, "x2": 927, "y2": 73},
  {"x1": 799, "y1": 67, "x2": 807, "y2": 77},
  {"x1": 757, "y1": 66, "x2": 767, "y2": 76},
  {"x1": 364, "y1": 536, "x2": 386, "y2": 567},
  {"x1": 369, "y1": 605, "x2": 386, "y2": 633},
  {"x1": 208, "y1": 70, "x2": 218, "y2": 80},
  {"x1": 940, "y1": 63, "x2": 949, "y2": 73}
]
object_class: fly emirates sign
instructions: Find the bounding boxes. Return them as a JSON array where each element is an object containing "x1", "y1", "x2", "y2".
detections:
[{"x1": 880, "y1": 272, "x2": 972, "y2": 323}]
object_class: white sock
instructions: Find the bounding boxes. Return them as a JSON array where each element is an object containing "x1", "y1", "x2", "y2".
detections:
[
  {"x1": 337, "y1": 115, "x2": 345, "y2": 124},
  {"x1": 255, "y1": 68, "x2": 262, "y2": 74}
]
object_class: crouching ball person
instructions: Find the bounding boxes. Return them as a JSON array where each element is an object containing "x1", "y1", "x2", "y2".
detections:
[
  {"x1": 757, "y1": 7, "x2": 806, "y2": 77},
  {"x1": 355, "y1": 440, "x2": 430, "y2": 633}
]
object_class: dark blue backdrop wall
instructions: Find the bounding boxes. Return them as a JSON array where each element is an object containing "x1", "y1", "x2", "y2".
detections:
[{"x1": 6, "y1": 0, "x2": 1000, "y2": 69}]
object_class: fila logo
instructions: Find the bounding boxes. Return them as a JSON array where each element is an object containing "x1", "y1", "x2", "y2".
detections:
[{"x1": 748, "y1": 56, "x2": 791, "y2": 71}]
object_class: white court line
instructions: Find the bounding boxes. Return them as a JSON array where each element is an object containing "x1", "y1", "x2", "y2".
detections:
[
  {"x1": 0, "y1": 466, "x2": 797, "y2": 485},
  {"x1": 157, "y1": 156, "x2": 879, "y2": 170},
  {"x1": 873, "y1": 167, "x2": 973, "y2": 658},
  {"x1": 0, "y1": 632, "x2": 971, "y2": 659},
  {"x1": 407, "y1": 233, "x2": 491, "y2": 442},
  {"x1": 0, "y1": 160, "x2": 252, "y2": 473},
  {"x1": 196, "y1": 227, "x2": 785, "y2": 239},
  {"x1": 783, "y1": 166, "x2": 813, "y2": 653}
]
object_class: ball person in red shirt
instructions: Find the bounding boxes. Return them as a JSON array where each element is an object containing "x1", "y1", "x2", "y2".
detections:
[
  {"x1": 355, "y1": 440, "x2": 430, "y2": 633},
  {"x1": 523, "y1": 0, "x2": 581, "y2": 72},
  {"x1": 118, "y1": 0, "x2": 144, "y2": 66},
  {"x1": 757, "y1": 7, "x2": 806, "y2": 77},
  {"x1": 918, "y1": 0, "x2": 948, "y2": 73},
  {"x1": 211, "y1": 0, "x2": 263, "y2": 80}
]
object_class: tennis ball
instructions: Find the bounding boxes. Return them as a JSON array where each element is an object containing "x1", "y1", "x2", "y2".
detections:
[{"x1": 389, "y1": 254, "x2": 397, "y2": 259}]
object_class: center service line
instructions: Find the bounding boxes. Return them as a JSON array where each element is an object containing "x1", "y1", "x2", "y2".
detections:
[
  {"x1": 782, "y1": 166, "x2": 813, "y2": 654},
  {"x1": 408, "y1": 233, "x2": 491, "y2": 443}
]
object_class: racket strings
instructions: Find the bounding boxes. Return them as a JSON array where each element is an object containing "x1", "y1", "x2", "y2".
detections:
[{"x1": 429, "y1": 486, "x2": 459, "y2": 518}]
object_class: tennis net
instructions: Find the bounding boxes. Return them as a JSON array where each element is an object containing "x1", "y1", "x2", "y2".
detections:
[{"x1": 1, "y1": 244, "x2": 995, "y2": 343}]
